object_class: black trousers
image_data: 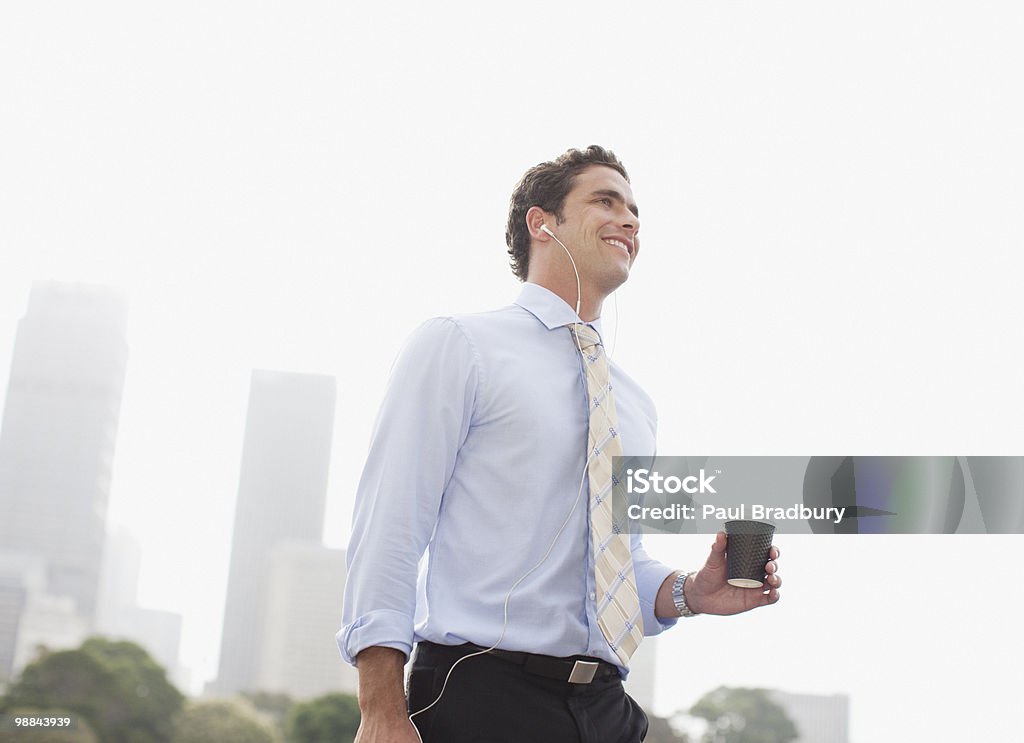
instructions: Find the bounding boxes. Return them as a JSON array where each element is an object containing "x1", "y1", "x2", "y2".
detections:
[{"x1": 407, "y1": 643, "x2": 648, "y2": 743}]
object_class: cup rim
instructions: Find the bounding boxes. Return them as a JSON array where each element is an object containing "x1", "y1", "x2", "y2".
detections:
[{"x1": 724, "y1": 519, "x2": 776, "y2": 531}]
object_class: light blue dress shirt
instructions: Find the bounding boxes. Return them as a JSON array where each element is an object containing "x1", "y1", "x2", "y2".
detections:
[{"x1": 338, "y1": 283, "x2": 676, "y2": 676}]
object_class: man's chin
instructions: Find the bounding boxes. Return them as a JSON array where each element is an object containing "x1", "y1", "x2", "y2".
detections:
[{"x1": 600, "y1": 266, "x2": 632, "y2": 294}]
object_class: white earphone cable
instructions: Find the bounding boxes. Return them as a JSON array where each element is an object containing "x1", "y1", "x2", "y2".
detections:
[{"x1": 407, "y1": 225, "x2": 622, "y2": 735}]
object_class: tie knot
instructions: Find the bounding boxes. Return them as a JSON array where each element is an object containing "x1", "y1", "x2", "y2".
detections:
[{"x1": 569, "y1": 323, "x2": 602, "y2": 352}]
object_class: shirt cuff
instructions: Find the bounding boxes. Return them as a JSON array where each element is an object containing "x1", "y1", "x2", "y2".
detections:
[{"x1": 337, "y1": 609, "x2": 415, "y2": 666}]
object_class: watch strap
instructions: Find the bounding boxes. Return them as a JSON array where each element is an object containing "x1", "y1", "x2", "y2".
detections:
[{"x1": 672, "y1": 571, "x2": 697, "y2": 617}]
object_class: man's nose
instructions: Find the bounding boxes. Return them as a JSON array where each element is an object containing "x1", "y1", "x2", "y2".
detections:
[{"x1": 620, "y1": 210, "x2": 639, "y2": 234}]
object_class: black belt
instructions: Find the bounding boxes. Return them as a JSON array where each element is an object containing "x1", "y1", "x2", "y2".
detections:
[{"x1": 420, "y1": 642, "x2": 620, "y2": 685}]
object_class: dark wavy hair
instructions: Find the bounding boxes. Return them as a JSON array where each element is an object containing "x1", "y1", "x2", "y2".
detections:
[{"x1": 505, "y1": 145, "x2": 629, "y2": 281}]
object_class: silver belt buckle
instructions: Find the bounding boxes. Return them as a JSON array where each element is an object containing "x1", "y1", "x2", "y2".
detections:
[{"x1": 568, "y1": 660, "x2": 599, "y2": 684}]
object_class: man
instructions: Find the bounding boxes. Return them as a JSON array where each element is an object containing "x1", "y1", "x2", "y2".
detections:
[{"x1": 339, "y1": 146, "x2": 782, "y2": 743}]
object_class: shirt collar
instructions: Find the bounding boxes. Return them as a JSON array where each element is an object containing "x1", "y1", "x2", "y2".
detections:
[{"x1": 514, "y1": 282, "x2": 604, "y2": 337}]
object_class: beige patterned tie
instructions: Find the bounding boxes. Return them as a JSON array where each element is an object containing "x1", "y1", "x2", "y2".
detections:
[{"x1": 569, "y1": 323, "x2": 644, "y2": 665}]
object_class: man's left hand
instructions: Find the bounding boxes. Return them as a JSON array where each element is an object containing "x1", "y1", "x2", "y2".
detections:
[{"x1": 685, "y1": 532, "x2": 782, "y2": 615}]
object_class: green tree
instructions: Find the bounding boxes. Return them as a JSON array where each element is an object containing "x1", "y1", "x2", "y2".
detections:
[
  {"x1": 689, "y1": 686, "x2": 797, "y2": 743},
  {"x1": 171, "y1": 699, "x2": 278, "y2": 743},
  {"x1": 284, "y1": 693, "x2": 360, "y2": 743},
  {"x1": 241, "y1": 690, "x2": 294, "y2": 731},
  {"x1": 0, "y1": 637, "x2": 184, "y2": 743}
]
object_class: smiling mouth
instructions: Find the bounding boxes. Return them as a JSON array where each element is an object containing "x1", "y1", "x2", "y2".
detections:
[{"x1": 603, "y1": 238, "x2": 632, "y2": 256}]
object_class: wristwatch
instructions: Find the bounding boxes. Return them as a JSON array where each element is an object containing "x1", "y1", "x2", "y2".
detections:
[{"x1": 671, "y1": 571, "x2": 697, "y2": 617}]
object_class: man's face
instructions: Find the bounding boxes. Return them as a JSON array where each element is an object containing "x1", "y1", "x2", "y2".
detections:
[{"x1": 553, "y1": 165, "x2": 641, "y2": 293}]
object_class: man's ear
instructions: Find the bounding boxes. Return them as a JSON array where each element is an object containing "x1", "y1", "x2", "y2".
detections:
[{"x1": 526, "y1": 206, "x2": 551, "y2": 241}]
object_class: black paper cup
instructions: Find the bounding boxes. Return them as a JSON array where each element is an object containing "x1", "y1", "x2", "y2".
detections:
[{"x1": 724, "y1": 520, "x2": 776, "y2": 588}]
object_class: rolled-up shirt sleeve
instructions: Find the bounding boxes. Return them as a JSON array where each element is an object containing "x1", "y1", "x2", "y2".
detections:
[{"x1": 337, "y1": 317, "x2": 478, "y2": 665}]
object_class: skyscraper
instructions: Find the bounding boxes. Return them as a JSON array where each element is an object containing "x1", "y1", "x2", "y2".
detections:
[
  {"x1": 95, "y1": 528, "x2": 187, "y2": 690},
  {"x1": 212, "y1": 370, "x2": 336, "y2": 695},
  {"x1": 769, "y1": 690, "x2": 850, "y2": 743},
  {"x1": 257, "y1": 542, "x2": 357, "y2": 699},
  {"x1": 0, "y1": 282, "x2": 128, "y2": 648}
]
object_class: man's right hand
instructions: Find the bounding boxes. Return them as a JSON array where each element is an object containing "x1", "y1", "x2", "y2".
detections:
[{"x1": 353, "y1": 646, "x2": 422, "y2": 743}]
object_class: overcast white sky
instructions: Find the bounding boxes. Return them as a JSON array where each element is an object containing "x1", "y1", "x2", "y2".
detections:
[{"x1": 2, "y1": 2, "x2": 1023, "y2": 740}]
